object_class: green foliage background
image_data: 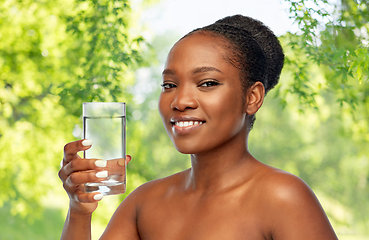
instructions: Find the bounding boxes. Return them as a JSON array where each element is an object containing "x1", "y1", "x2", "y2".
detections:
[{"x1": 0, "y1": 0, "x2": 368, "y2": 239}]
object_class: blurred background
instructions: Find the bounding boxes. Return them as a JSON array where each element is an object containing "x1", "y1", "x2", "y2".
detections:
[{"x1": 0, "y1": 0, "x2": 368, "y2": 239}]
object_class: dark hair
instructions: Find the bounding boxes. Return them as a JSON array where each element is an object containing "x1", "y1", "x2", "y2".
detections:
[{"x1": 184, "y1": 15, "x2": 285, "y2": 129}]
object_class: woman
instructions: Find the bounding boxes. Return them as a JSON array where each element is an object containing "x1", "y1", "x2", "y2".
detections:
[{"x1": 59, "y1": 15, "x2": 338, "y2": 239}]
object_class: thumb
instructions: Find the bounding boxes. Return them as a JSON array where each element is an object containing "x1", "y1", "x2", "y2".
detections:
[{"x1": 126, "y1": 155, "x2": 132, "y2": 164}]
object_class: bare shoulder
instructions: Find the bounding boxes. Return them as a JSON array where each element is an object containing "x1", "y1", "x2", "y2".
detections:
[
  {"x1": 259, "y1": 166, "x2": 315, "y2": 204},
  {"x1": 255, "y1": 164, "x2": 338, "y2": 240},
  {"x1": 118, "y1": 169, "x2": 187, "y2": 213},
  {"x1": 129, "y1": 169, "x2": 187, "y2": 201},
  {"x1": 100, "y1": 170, "x2": 187, "y2": 239}
]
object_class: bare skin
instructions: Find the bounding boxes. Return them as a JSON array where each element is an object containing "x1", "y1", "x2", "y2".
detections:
[{"x1": 60, "y1": 33, "x2": 338, "y2": 240}]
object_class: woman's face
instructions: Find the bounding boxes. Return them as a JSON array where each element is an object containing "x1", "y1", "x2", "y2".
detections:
[{"x1": 159, "y1": 33, "x2": 248, "y2": 154}]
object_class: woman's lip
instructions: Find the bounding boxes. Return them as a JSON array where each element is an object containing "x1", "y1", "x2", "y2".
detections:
[
  {"x1": 172, "y1": 122, "x2": 204, "y2": 134},
  {"x1": 170, "y1": 115, "x2": 205, "y2": 123}
]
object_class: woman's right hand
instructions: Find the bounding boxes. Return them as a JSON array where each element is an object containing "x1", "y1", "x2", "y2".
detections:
[{"x1": 58, "y1": 139, "x2": 108, "y2": 215}]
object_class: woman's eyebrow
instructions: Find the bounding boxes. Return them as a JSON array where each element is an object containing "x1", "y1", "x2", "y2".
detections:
[
  {"x1": 162, "y1": 69, "x2": 175, "y2": 75},
  {"x1": 162, "y1": 67, "x2": 223, "y2": 76},
  {"x1": 192, "y1": 66, "x2": 223, "y2": 75}
]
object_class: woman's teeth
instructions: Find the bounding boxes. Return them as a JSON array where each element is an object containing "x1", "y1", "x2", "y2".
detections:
[{"x1": 175, "y1": 121, "x2": 203, "y2": 127}]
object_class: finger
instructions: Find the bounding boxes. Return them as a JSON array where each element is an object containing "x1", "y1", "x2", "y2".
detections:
[
  {"x1": 126, "y1": 155, "x2": 132, "y2": 164},
  {"x1": 104, "y1": 160, "x2": 126, "y2": 183},
  {"x1": 59, "y1": 158, "x2": 100, "y2": 182},
  {"x1": 63, "y1": 158, "x2": 106, "y2": 177},
  {"x1": 74, "y1": 190, "x2": 104, "y2": 203},
  {"x1": 63, "y1": 139, "x2": 93, "y2": 164},
  {"x1": 65, "y1": 170, "x2": 108, "y2": 187},
  {"x1": 117, "y1": 155, "x2": 132, "y2": 166},
  {"x1": 60, "y1": 155, "x2": 81, "y2": 171}
]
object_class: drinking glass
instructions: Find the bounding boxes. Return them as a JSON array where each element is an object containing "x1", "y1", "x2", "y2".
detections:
[{"x1": 83, "y1": 102, "x2": 126, "y2": 195}]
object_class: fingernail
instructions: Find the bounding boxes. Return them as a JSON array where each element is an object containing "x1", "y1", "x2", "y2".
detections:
[
  {"x1": 95, "y1": 160, "x2": 107, "y2": 167},
  {"x1": 118, "y1": 158, "x2": 125, "y2": 166},
  {"x1": 93, "y1": 194, "x2": 104, "y2": 201},
  {"x1": 96, "y1": 170, "x2": 108, "y2": 178},
  {"x1": 82, "y1": 139, "x2": 93, "y2": 146}
]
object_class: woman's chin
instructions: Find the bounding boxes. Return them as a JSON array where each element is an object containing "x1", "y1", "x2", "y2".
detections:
[
  {"x1": 172, "y1": 142, "x2": 198, "y2": 154},
  {"x1": 172, "y1": 143, "x2": 211, "y2": 155},
  {"x1": 173, "y1": 146, "x2": 194, "y2": 154}
]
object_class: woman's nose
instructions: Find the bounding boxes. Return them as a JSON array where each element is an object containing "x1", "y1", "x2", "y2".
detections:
[{"x1": 170, "y1": 86, "x2": 198, "y2": 111}]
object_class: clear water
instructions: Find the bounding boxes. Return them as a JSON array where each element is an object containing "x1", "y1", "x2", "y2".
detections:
[
  {"x1": 84, "y1": 176, "x2": 126, "y2": 195},
  {"x1": 83, "y1": 116, "x2": 126, "y2": 195}
]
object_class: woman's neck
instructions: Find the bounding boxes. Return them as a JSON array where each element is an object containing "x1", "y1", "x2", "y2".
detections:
[{"x1": 185, "y1": 134, "x2": 256, "y2": 194}]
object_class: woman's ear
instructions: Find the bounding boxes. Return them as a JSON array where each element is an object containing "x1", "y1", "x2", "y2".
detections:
[{"x1": 244, "y1": 82, "x2": 265, "y2": 115}]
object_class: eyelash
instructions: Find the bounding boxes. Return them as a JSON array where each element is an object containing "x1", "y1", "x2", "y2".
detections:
[
  {"x1": 161, "y1": 80, "x2": 220, "y2": 90},
  {"x1": 161, "y1": 82, "x2": 177, "y2": 89},
  {"x1": 199, "y1": 80, "x2": 220, "y2": 87}
]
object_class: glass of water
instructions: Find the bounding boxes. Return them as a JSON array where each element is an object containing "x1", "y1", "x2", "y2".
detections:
[{"x1": 83, "y1": 102, "x2": 126, "y2": 196}]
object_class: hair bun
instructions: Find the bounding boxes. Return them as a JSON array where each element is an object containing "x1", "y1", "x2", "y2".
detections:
[{"x1": 215, "y1": 15, "x2": 284, "y2": 93}]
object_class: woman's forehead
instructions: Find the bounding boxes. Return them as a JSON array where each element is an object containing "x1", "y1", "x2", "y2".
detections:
[{"x1": 165, "y1": 33, "x2": 232, "y2": 70}]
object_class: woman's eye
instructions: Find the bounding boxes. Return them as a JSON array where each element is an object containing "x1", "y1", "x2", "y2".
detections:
[
  {"x1": 161, "y1": 82, "x2": 177, "y2": 90},
  {"x1": 199, "y1": 80, "x2": 220, "y2": 87}
]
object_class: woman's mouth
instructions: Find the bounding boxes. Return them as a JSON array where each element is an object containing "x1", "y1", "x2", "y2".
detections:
[
  {"x1": 170, "y1": 118, "x2": 205, "y2": 134},
  {"x1": 174, "y1": 121, "x2": 203, "y2": 127}
]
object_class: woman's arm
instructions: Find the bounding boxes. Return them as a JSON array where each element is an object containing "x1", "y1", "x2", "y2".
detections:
[
  {"x1": 100, "y1": 191, "x2": 141, "y2": 240},
  {"x1": 59, "y1": 140, "x2": 133, "y2": 240},
  {"x1": 61, "y1": 209, "x2": 93, "y2": 240}
]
